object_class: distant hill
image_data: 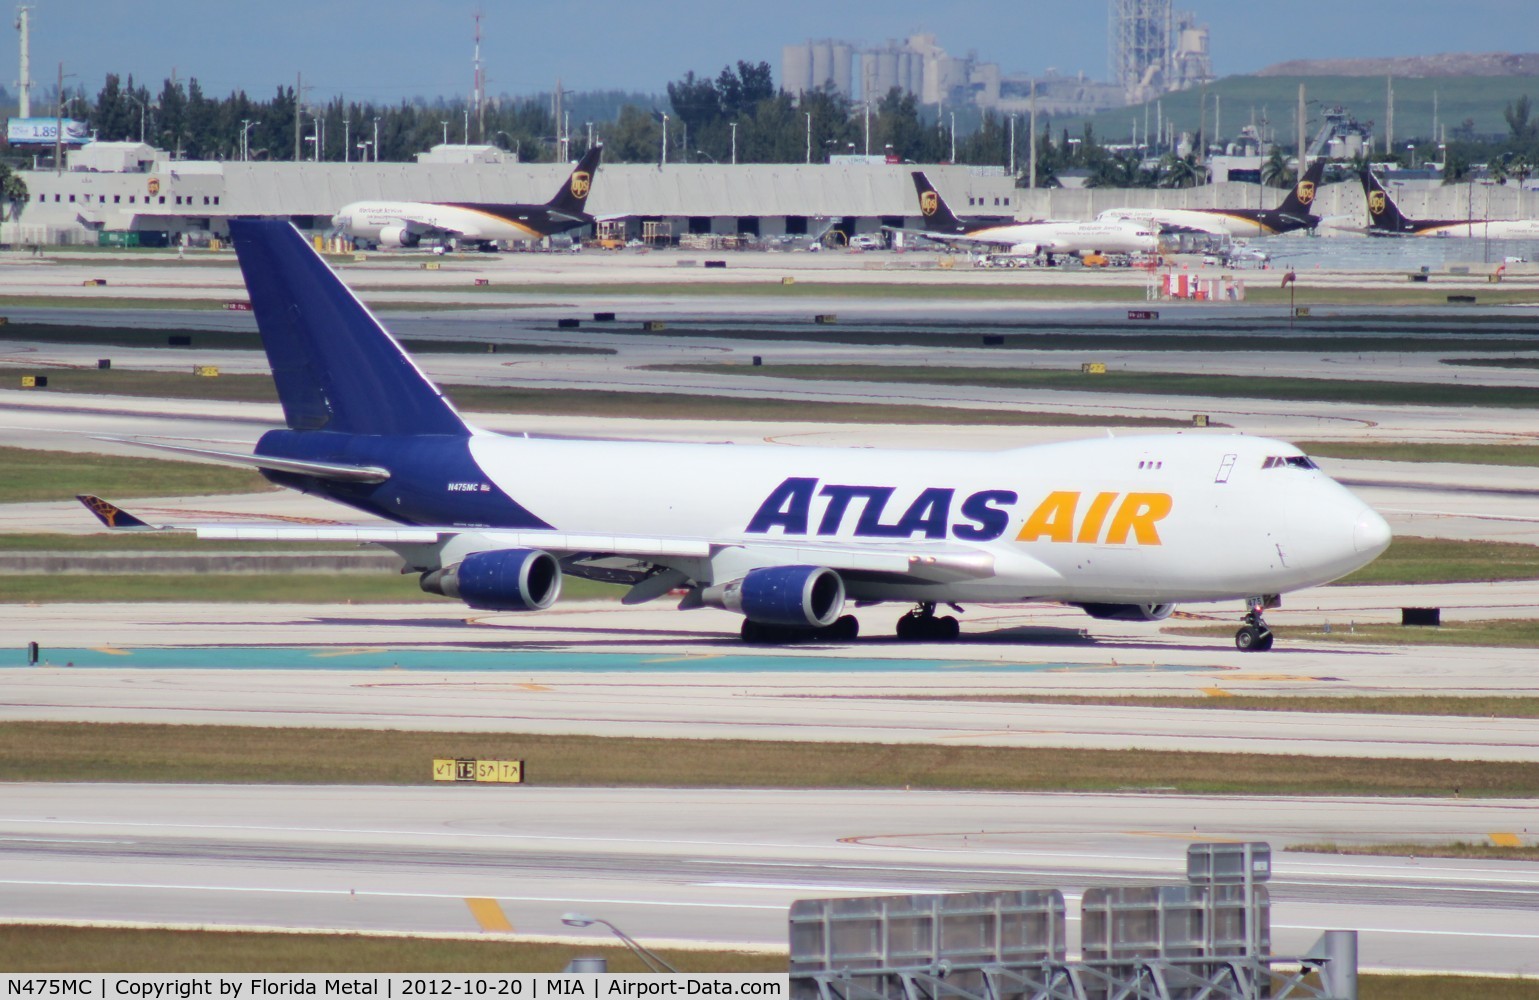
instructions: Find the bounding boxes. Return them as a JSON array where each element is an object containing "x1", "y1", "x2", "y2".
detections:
[{"x1": 1258, "y1": 53, "x2": 1539, "y2": 78}]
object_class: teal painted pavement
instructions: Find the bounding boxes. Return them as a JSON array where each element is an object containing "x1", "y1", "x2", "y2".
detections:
[{"x1": 18, "y1": 646, "x2": 1196, "y2": 673}]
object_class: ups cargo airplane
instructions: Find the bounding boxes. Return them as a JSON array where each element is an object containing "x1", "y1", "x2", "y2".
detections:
[
  {"x1": 1360, "y1": 167, "x2": 1539, "y2": 238},
  {"x1": 893, "y1": 172, "x2": 1160, "y2": 259},
  {"x1": 333, "y1": 145, "x2": 603, "y2": 250},
  {"x1": 80, "y1": 219, "x2": 1391, "y2": 651},
  {"x1": 1098, "y1": 158, "x2": 1326, "y2": 237}
]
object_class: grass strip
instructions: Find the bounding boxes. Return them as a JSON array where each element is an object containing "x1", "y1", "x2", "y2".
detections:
[
  {"x1": 1166, "y1": 619, "x2": 1539, "y2": 648},
  {"x1": 366, "y1": 280, "x2": 1539, "y2": 307},
  {"x1": 595, "y1": 323, "x2": 1539, "y2": 354},
  {"x1": 1, "y1": 722, "x2": 1534, "y2": 796},
  {"x1": 1332, "y1": 536, "x2": 1539, "y2": 586},
  {"x1": 0, "y1": 322, "x2": 608, "y2": 355},
  {"x1": 0, "y1": 925, "x2": 775, "y2": 974},
  {"x1": 658, "y1": 362, "x2": 1539, "y2": 408},
  {"x1": 0, "y1": 446, "x2": 268, "y2": 503},
  {"x1": 1444, "y1": 357, "x2": 1539, "y2": 370},
  {"x1": 0, "y1": 573, "x2": 622, "y2": 603},
  {"x1": 877, "y1": 694, "x2": 1539, "y2": 718},
  {"x1": 1297, "y1": 440, "x2": 1539, "y2": 466},
  {"x1": 1, "y1": 367, "x2": 1188, "y2": 426},
  {"x1": 1288, "y1": 841, "x2": 1539, "y2": 861},
  {"x1": 0, "y1": 533, "x2": 350, "y2": 551}
]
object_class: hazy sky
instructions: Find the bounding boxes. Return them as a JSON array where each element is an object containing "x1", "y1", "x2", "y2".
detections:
[{"x1": 11, "y1": 1, "x2": 1536, "y2": 105}]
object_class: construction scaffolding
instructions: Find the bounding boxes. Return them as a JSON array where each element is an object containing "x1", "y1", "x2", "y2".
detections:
[{"x1": 790, "y1": 843, "x2": 1357, "y2": 1000}]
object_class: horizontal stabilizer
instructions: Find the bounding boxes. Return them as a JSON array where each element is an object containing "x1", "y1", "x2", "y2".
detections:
[
  {"x1": 97, "y1": 437, "x2": 390, "y2": 484},
  {"x1": 77, "y1": 495, "x2": 157, "y2": 530}
]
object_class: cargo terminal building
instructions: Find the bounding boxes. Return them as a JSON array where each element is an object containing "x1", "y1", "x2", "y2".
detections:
[{"x1": 2, "y1": 141, "x2": 1019, "y2": 247}]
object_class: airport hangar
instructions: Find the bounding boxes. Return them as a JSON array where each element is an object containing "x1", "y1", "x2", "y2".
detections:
[{"x1": 1, "y1": 141, "x2": 1023, "y2": 247}]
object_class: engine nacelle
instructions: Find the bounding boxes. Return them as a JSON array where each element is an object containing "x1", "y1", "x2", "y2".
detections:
[
  {"x1": 1075, "y1": 602, "x2": 1175, "y2": 622},
  {"x1": 704, "y1": 565, "x2": 845, "y2": 627},
  {"x1": 420, "y1": 548, "x2": 561, "y2": 611},
  {"x1": 377, "y1": 225, "x2": 420, "y2": 248}
]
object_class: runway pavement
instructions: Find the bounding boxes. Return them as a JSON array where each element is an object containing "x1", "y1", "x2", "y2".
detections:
[{"x1": 1, "y1": 784, "x2": 1534, "y2": 975}]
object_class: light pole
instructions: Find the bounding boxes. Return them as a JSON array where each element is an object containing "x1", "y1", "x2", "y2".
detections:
[
  {"x1": 1008, "y1": 113, "x2": 1016, "y2": 176},
  {"x1": 240, "y1": 119, "x2": 261, "y2": 162},
  {"x1": 561, "y1": 914, "x2": 677, "y2": 974},
  {"x1": 863, "y1": 102, "x2": 870, "y2": 156},
  {"x1": 125, "y1": 94, "x2": 145, "y2": 142},
  {"x1": 356, "y1": 140, "x2": 372, "y2": 162},
  {"x1": 729, "y1": 121, "x2": 737, "y2": 165},
  {"x1": 949, "y1": 110, "x2": 956, "y2": 163},
  {"x1": 440, "y1": 121, "x2": 449, "y2": 146},
  {"x1": 1406, "y1": 142, "x2": 1416, "y2": 169},
  {"x1": 372, "y1": 116, "x2": 380, "y2": 162},
  {"x1": 343, "y1": 117, "x2": 350, "y2": 162},
  {"x1": 661, "y1": 112, "x2": 669, "y2": 165},
  {"x1": 805, "y1": 111, "x2": 811, "y2": 164}
]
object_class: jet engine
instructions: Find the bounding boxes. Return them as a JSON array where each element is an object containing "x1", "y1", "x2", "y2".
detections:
[
  {"x1": 419, "y1": 548, "x2": 561, "y2": 611},
  {"x1": 377, "y1": 225, "x2": 420, "y2": 248},
  {"x1": 1075, "y1": 602, "x2": 1175, "y2": 622},
  {"x1": 702, "y1": 565, "x2": 845, "y2": 627}
]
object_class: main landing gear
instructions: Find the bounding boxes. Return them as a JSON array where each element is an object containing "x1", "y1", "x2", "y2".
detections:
[
  {"x1": 1234, "y1": 598, "x2": 1274, "y2": 652},
  {"x1": 740, "y1": 615, "x2": 859, "y2": 644},
  {"x1": 895, "y1": 602, "x2": 961, "y2": 642}
]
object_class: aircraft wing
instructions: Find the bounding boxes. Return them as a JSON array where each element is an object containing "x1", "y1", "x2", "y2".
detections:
[
  {"x1": 76, "y1": 497, "x2": 996, "y2": 583},
  {"x1": 882, "y1": 226, "x2": 1022, "y2": 250}
]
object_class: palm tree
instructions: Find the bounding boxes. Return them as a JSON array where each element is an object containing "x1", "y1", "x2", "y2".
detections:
[
  {"x1": 1157, "y1": 153, "x2": 1204, "y2": 189},
  {"x1": 0, "y1": 166, "x2": 26, "y2": 221},
  {"x1": 1261, "y1": 148, "x2": 1295, "y2": 189}
]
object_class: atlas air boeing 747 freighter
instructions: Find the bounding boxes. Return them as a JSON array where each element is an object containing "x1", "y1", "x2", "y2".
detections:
[{"x1": 80, "y1": 219, "x2": 1391, "y2": 650}]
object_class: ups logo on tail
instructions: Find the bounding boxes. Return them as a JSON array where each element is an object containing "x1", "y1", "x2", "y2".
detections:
[
  {"x1": 1367, "y1": 190, "x2": 1386, "y2": 215},
  {"x1": 1295, "y1": 180, "x2": 1316, "y2": 205},
  {"x1": 920, "y1": 190, "x2": 939, "y2": 216},
  {"x1": 569, "y1": 171, "x2": 592, "y2": 199}
]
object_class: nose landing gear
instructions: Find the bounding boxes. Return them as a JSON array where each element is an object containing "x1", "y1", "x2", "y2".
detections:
[
  {"x1": 895, "y1": 602, "x2": 961, "y2": 641},
  {"x1": 1234, "y1": 597, "x2": 1275, "y2": 652}
]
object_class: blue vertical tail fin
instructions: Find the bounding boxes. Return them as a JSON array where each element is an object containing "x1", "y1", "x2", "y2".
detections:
[{"x1": 229, "y1": 218, "x2": 468, "y2": 437}]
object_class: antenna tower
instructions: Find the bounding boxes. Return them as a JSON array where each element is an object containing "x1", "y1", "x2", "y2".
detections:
[
  {"x1": 472, "y1": 10, "x2": 484, "y2": 143},
  {"x1": 15, "y1": 5, "x2": 32, "y2": 118}
]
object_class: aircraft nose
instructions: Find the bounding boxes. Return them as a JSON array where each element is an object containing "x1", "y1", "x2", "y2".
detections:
[{"x1": 1352, "y1": 506, "x2": 1392, "y2": 556}]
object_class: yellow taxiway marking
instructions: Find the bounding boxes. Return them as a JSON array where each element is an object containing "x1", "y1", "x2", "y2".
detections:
[
  {"x1": 465, "y1": 897, "x2": 514, "y2": 933},
  {"x1": 1200, "y1": 687, "x2": 1232, "y2": 698},
  {"x1": 1490, "y1": 832, "x2": 1523, "y2": 848},
  {"x1": 642, "y1": 653, "x2": 723, "y2": 665},
  {"x1": 90, "y1": 646, "x2": 131, "y2": 656},
  {"x1": 311, "y1": 648, "x2": 391, "y2": 658},
  {"x1": 517, "y1": 683, "x2": 551, "y2": 692}
]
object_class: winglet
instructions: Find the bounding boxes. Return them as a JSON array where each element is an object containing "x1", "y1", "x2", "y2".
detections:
[{"x1": 76, "y1": 495, "x2": 155, "y2": 530}]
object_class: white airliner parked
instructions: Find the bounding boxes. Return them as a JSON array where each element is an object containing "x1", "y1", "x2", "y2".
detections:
[
  {"x1": 81, "y1": 220, "x2": 1391, "y2": 651},
  {"x1": 334, "y1": 146, "x2": 603, "y2": 249},
  {"x1": 1098, "y1": 159, "x2": 1327, "y2": 238},
  {"x1": 894, "y1": 172, "x2": 1160, "y2": 259}
]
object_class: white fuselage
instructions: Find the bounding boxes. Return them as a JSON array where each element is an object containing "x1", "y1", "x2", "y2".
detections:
[
  {"x1": 454, "y1": 431, "x2": 1389, "y2": 606},
  {"x1": 965, "y1": 218, "x2": 1161, "y2": 255},
  {"x1": 1098, "y1": 207, "x2": 1284, "y2": 238},
  {"x1": 1403, "y1": 220, "x2": 1539, "y2": 239},
  {"x1": 333, "y1": 201, "x2": 546, "y2": 245}
]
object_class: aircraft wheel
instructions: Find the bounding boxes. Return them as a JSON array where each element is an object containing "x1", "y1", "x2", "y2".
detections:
[
  {"x1": 827, "y1": 615, "x2": 860, "y2": 641},
  {"x1": 895, "y1": 615, "x2": 921, "y2": 641},
  {"x1": 740, "y1": 619, "x2": 766, "y2": 644},
  {"x1": 1234, "y1": 624, "x2": 1270, "y2": 652},
  {"x1": 937, "y1": 615, "x2": 960, "y2": 640}
]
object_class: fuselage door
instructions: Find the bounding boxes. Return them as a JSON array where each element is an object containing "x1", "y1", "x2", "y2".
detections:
[{"x1": 1214, "y1": 453, "x2": 1237, "y2": 484}]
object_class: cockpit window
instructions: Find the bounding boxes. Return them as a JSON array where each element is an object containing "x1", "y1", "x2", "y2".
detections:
[{"x1": 1262, "y1": 455, "x2": 1319, "y2": 470}]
